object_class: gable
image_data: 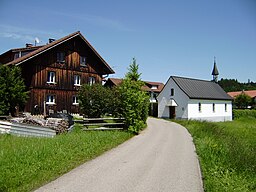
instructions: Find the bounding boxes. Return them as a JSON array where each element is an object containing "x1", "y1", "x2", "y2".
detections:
[{"x1": 3, "y1": 31, "x2": 114, "y2": 75}]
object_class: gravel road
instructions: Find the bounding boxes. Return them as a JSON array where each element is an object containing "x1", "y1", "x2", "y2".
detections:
[{"x1": 35, "y1": 118, "x2": 203, "y2": 192}]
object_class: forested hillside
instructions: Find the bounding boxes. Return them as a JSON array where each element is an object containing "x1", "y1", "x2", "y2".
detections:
[{"x1": 218, "y1": 78, "x2": 256, "y2": 92}]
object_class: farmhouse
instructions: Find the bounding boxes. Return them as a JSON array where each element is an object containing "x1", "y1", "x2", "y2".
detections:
[
  {"x1": 104, "y1": 78, "x2": 164, "y2": 116},
  {"x1": 0, "y1": 31, "x2": 114, "y2": 115},
  {"x1": 157, "y1": 76, "x2": 233, "y2": 121}
]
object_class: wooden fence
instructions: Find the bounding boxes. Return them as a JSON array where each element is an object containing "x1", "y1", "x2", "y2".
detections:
[{"x1": 74, "y1": 117, "x2": 125, "y2": 130}]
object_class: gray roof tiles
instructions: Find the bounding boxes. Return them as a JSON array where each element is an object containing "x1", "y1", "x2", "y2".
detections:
[{"x1": 172, "y1": 76, "x2": 233, "y2": 100}]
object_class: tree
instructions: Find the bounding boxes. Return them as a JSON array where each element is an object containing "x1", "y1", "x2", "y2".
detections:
[
  {"x1": 125, "y1": 57, "x2": 142, "y2": 81},
  {"x1": 234, "y1": 93, "x2": 252, "y2": 109},
  {"x1": 0, "y1": 65, "x2": 28, "y2": 116},
  {"x1": 218, "y1": 78, "x2": 256, "y2": 92},
  {"x1": 118, "y1": 58, "x2": 149, "y2": 133}
]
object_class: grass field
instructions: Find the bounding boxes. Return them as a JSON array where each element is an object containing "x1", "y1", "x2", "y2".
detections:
[
  {"x1": 176, "y1": 117, "x2": 256, "y2": 192},
  {"x1": 0, "y1": 125, "x2": 133, "y2": 192}
]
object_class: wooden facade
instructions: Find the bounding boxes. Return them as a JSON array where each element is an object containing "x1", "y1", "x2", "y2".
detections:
[{"x1": 0, "y1": 31, "x2": 114, "y2": 115}]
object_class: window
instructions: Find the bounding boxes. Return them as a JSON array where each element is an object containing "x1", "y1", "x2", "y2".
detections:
[
  {"x1": 213, "y1": 103, "x2": 215, "y2": 112},
  {"x1": 171, "y1": 88, "x2": 174, "y2": 96},
  {"x1": 151, "y1": 85, "x2": 158, "y2": 90},
  {"x1": 72, "y1": 96, "x2": 79, "y2": 105},
  {"x1": 225, "y1": 103, "x2": 227, "y2": 112},
  {"x1": 14, "y1": 52, "x2": 21, "y2": 59},
  {"x1": 47, "y1": 71, "x2": 56, "y2": 84},
  {"x1": 74, "y1": 75, "x2": 81, "y2": 86},
  {"x1": 89, "y1": 76, "x2": 96, "y2": 86},
  {"x1": 80, "y1": 56, "x2": 87, "y2": 66},
  {"x1": 198, "y1": 102, "x2": 202, "y2": 112},
  {"x1": 57, "y1": 52, "x2": 65, "y2": 63},
  {"x1": 46, "y1": 95, "x2": 56, "y2": 105}
]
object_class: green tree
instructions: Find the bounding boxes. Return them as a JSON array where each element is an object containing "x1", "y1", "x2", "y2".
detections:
[
  {"x1": 125, "y1": 57, "x2": 142, "y2": 81},
  {"x1": 234, "y1": 93, "x2": 252, "y2": 109},
  {"x1": 0, "y1": 65, "x2": 28, "y2": 116},
  {"x1": 79, "y1": 84, "x2": 112, "y2": 117},
  {"x1": 118, "y1": 58, "x2": 149, "y2": 134}
]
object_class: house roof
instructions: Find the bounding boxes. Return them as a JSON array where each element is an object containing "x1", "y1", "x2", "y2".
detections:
[
  {"x1": 105, "y1": 78, "x2": 164, "y2": 92},
  {"x1": 171, "y1": 76, "x2": 233, "y2": 100},
  {"x1": 4, "y1": 31, "x2": 114, "y2": 74},
  {"x1": 227, "y1": 90, "x2": 256, "y2": 98},
  {"x1": 106, "y1": 78, "x2": 123, "y2": 86},
  {"x1": 143, "y1": 81, "x2": 164, "y2": 92}
]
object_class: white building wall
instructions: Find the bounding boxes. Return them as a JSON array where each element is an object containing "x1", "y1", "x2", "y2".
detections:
[
  {"x1": 188, "y1": 99, "x2": 232, "y2": 121},
  {"x1": 158, "y1": 78, "x2": 189, "y2": 119},
  {"x1": 158, "y1": 77, "x2": 233, "y2": 122}
]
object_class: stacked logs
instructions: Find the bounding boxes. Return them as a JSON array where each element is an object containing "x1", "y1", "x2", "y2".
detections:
[{"x1": 46, "y1": 118, "x2": 69, "y2": 134}]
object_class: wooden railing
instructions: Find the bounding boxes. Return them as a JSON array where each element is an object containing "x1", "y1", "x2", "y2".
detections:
[{"x1": 74, "y1": 117, "x2": 125, "y2": 130}]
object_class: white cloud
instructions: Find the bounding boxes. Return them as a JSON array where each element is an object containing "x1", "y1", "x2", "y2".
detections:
[{"x1": 0, "y1": 24, "x2": 66, "y2": 44}]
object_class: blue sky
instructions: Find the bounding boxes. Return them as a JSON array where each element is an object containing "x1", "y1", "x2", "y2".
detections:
[{"x1": 0, "y1": 0, "x2": 255, "y2": 83}]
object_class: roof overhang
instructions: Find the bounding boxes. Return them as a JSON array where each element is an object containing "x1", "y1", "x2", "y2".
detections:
[{"x1": 166, "y1": 99, "x2": 178, "y2": 107}]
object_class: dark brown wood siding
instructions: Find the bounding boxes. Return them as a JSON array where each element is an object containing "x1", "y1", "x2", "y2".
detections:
[{"x1": 20, "y1": 36, "x2": 106, "y2": 114}]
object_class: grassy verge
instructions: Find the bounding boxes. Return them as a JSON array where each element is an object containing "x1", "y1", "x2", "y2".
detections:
[
  {"x1": 0, "y1": 124, "x2": 133, "y2": 192},
  {"x1": 175, "y1": 117, "x2": 256, "y2": 192}
]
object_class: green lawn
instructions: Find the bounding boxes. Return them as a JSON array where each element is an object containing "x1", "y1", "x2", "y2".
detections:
[
  {"x1": 176, "y1": 117, "x2": 256, "y2": 192},
  {"x1": 0, "y1": 125, "x2": 133, "y2": 192}
]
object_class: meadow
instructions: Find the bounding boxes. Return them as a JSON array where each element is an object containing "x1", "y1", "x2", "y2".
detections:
[
  {"x1": 0, "y1": 125, "x2": 133, "y2": 192},
  {"x1": 176, "y1": 117, "x2": 256, "y2": 192}
]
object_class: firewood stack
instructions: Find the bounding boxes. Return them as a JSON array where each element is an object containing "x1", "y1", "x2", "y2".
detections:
[{"x1": 46, "y1": 118, "x2": 69, "y2": 134}]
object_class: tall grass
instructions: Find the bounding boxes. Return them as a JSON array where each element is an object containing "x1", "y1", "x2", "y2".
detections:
[
  {"x1": 0, "y1": 126, "x2": 133, "y2": 192},
  {"x1": 176, "y1": 118, "x2": 256, "y2": 192}
]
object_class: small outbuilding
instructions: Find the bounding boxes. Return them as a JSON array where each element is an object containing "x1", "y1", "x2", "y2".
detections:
[{"x1": 157, "y1": 76, "x2": 233, "y2": 121}]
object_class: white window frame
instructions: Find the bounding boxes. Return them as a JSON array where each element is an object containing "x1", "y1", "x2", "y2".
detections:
[
  {"x1": 72, "y1": 95, "x2": 79, "y2": 105},
  {"x1": 74, "y1": 75, "x2": 81, "y2": 86},
  {"x1": 47, "y1": 71, "x2": 56, "y2": 84},
  {"x1": 46, "y1": 95, "x2": 56, "y2": 105},
  {"x1": 89, "y1": 76, "x2": 96, "y2": 86}
]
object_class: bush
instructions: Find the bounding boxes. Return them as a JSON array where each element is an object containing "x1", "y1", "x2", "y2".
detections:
[
  {"x1": 233, "y1": 109, "x2": 256, "y2": 119},
  {"x1": 234, "y1": 93, "x2": 253, "y2": 109},
  {"x1": 79, "y1": 84, "x2": 112, "y2": 117}
]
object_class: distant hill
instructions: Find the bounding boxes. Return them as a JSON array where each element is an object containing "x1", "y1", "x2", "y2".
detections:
[{"x1": 218, "y1": 78, "x2": 256, "y2": 92}]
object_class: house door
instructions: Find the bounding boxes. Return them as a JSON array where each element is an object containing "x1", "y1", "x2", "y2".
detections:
[{"x1": 169, "y1": 106, "x2": 176, "y2": 119}]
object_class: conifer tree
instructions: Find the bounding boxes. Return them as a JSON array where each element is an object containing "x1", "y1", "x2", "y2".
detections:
[{"x1": 0, "y1": 65, "x2": 28, "y2": 115}]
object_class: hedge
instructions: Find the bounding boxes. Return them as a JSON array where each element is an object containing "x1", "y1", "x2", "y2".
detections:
[{"x1": 233, "y1": 109, "x2": 256, "y2": 119}]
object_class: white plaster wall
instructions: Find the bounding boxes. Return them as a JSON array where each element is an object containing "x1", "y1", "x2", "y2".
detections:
[
  {"x1": 188, "y1": 99, "x2": 232, "y2": 121},
  {"x1": 158, "y1": 77, "x2": 189, "y2": 119}
]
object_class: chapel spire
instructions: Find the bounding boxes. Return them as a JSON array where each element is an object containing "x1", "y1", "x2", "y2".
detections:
[{"x1": 212, "y1": 57, "x2": 219, "y2": 83}]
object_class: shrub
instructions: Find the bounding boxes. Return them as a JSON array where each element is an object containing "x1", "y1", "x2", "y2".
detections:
[
  {"x1": 79, "y1": 84, "x2": 112, "y2": 117},
  {"x1": 233, "y1": 109, "x2": 256, "y2": 119},
  {"x1": 234, "y1": 93, "x2": 253, "y2": 109}
]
